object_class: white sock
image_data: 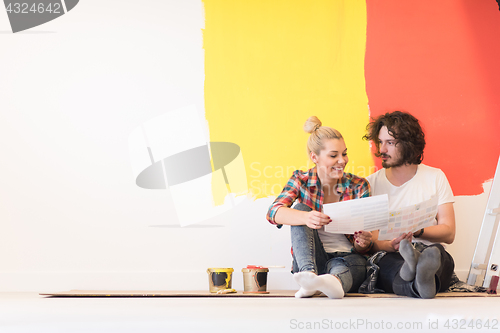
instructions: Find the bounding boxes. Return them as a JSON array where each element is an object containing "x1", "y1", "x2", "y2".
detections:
[
  {"x1": 294, "y1": 287, "x2": 317, "y2": 298},
  {"x1": 293, "y1": 271, "x2": 344, "y2": 299}
]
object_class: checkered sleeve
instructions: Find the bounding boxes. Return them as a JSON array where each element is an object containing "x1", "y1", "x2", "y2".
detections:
[
  {"x1": 356, "y1": 178, "x2": 371, "y2": 199},
  {"x1": 266, "y1": 172, "x2": 301, "y2": 228}
]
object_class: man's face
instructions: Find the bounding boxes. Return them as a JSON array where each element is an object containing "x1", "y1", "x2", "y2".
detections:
[{"x1": 378, "y1": 126, "x2": 404, "y2": 168}]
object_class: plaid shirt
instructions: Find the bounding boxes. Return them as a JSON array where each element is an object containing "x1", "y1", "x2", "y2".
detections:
[{"x1": 266, "y1": 167, "x2": 371, "y2": 235}]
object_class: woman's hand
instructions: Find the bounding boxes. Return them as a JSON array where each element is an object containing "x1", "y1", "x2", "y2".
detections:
[
  {"x1": 304, "y1": 211, "x2": 331, "y2": 229},
  {"x1": 354, "y1": 230, "x2": 373, "y2": 248}
]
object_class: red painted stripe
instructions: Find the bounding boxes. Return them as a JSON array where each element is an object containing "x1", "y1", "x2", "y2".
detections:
[{"x1": 365, "y1": 0, "x2": 500, "y2": 195}]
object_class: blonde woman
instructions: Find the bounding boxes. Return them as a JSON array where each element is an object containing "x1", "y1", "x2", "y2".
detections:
[{"x1": 266, "y1": 116, "x2": 373, "y2": 298}]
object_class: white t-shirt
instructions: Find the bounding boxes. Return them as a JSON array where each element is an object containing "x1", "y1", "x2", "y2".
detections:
[
  {"x1": 366, "y1": 164, "x2": 455, "y2": 246},
  {"x1": 318, "y1": 228, "x2": 353, "y2": 253}
]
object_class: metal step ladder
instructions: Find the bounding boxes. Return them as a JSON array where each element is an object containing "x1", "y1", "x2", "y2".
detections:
[{"x1": 467, "y1": 156, "x2": 500, "y2": 288}]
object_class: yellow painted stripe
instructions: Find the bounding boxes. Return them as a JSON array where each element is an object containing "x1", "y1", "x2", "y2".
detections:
[{"x1": 203, "y1": 0, "x2": 374, "y2": 199}]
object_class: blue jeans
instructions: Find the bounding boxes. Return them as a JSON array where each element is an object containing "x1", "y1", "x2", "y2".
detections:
[{"x1": 290, "y1": 203, "x2": 367, "y2": 293}]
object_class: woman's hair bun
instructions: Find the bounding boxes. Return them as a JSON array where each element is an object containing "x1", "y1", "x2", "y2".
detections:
[{"x1": 303, "y1": 116, "x2": 322, "y2": 134}]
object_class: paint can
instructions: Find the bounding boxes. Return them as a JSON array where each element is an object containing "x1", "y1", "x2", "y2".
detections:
[
  {"x1": 207, "y1": 268, "x2": 234, "y2": 293},
  {"x1": 241, "y1": 265, "x2": 269, "y2": 294}
]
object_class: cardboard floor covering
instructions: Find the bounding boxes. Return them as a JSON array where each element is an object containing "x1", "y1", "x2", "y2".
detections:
[{"x1": 39, "y1": 290, "x2": 500, "y2": 298}]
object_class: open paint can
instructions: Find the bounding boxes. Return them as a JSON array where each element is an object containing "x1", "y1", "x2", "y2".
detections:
[
  {"x1": 241, "y1": 265, "x2": 269, "y2": 294},
  {"x1": 207, "y1": 268, "x2": 234, "y2": 293}
]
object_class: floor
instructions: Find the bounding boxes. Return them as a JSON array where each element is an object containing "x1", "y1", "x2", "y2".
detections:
[{"x1": 1, "y1": 292, "x2": 499, "y2": 332}]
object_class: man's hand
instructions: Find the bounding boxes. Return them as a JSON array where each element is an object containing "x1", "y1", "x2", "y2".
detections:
[{"x1": 390, "y1": 232, "x2": 413, "y2": 251}]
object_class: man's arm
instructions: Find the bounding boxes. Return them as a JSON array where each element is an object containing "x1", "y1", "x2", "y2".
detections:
[
  {"x1": 372, "y1": 202, "x2": 456, "y2": 252},
  {"x1": 413, "y1": 202, "x2": 455, "y2": 244}
]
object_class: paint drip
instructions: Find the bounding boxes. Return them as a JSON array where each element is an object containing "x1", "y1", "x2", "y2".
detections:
[{"x1": 207, "y1": 268, "x2": 234, "y2": 293}]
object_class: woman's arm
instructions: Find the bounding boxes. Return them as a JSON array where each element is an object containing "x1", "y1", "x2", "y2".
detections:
[
  {"x1": 274, "y1": 206, "x2": 331, "y2": 229},
  {"x1": 266, "y1": 172, "x2": 301, "y2": 227},
  {"x1": 267, "y1": 170, "x2": 331, "y2": 228},
  {"x1": 353, "y1": 230, "x2": 374, "y2": 254}
]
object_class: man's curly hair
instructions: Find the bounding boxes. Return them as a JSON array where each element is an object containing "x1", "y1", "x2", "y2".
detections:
[{"x1": 363, "y1": 111, "x2": 426, "y2": 165}]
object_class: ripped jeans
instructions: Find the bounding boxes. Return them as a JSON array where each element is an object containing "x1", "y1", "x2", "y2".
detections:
[{"x1": 290, "y1": 203, "x2": 367, "y2": 293}]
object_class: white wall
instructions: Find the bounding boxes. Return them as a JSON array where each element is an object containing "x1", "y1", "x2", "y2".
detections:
[
  {"x1": 0, "y1": 0, "x2": 492, "y2": 292},
  {"x1": 0, "y1": 0, "x2": 297, "y2": 292}
]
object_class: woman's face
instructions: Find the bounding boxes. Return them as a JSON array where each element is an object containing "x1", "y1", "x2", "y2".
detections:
[{"x1": 311, "y1": 138, "x2": 348, "y2": 181}]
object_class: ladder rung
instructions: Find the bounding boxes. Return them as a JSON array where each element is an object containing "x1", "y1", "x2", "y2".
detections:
[
  {"x1": 487, "y1": 207, "x2": 500, "y2": 215},
  {"x1": 472, "y1": 263, "x2": 488, "y2": 270}
]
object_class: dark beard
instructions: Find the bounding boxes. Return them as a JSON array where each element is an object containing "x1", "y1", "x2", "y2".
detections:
[{"x1": 381, "y1": 155, "x2": 405, "y2": 169}]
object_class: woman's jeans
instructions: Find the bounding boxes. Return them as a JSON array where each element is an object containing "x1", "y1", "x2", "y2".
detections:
[
  {"x1": 376, "y1": 243, "x2": 455, "y2": 298},
  {"x1": 290, "y1": 203, "x2": 367, "y2": 293}
]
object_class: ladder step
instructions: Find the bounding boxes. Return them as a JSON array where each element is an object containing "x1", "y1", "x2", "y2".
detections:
[
  {"x1": 472, "y1": 263, "x2": 488, "y2": 270},
  {"x1": 487, "y1": 207, "x2": 500, "y2": 216}
]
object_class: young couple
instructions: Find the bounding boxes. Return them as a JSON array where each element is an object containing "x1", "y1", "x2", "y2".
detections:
[{"x1": 266, "y1": 111, "x2": 455, "y2": 299}]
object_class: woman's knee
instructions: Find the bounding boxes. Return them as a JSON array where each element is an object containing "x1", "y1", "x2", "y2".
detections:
[
  {"x1": 327, "y1": 257, "x2": 366, "y2": 292},
  {"x1": 343, "y1": 254, "x2": 367, "y2": 267},
  {"x1": 293, "y1": 203, "x2": 312, "y2": 212}
]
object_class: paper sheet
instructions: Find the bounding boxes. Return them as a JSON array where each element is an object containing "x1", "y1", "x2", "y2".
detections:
[
  {"x1": 377, "y1": 195, "x2": 439, "y2": 241},
  {"x1": 323, "y1": 195, "x2": 389, "y2": 234}
]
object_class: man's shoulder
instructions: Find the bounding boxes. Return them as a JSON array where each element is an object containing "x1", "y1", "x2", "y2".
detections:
[
  {"x1": 419, "y1": 164, "x2": 441, "y2": 171},
  {"x1": 418, "y1": 164, "x2": 447, "y2": 177},
  {"x1": 366, "y1": 168, "x2": 385, "y2": 184}
]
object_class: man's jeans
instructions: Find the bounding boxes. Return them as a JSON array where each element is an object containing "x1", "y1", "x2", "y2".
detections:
[
  {"x1": 376, "y1": 242, "x2": 455, "y2": 297},
  {"x1": 290, "y1": 203, "x2": 367, "y2": 293}
]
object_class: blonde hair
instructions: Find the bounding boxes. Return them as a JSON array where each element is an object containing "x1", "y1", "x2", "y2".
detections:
[{"x1": 303, "y1": 116, "x2": 343, "y2": 156}]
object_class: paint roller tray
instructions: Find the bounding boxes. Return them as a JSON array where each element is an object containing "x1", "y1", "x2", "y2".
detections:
[{"x1": 39, "y1": 290, "x2": 499, "y2": 298}]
